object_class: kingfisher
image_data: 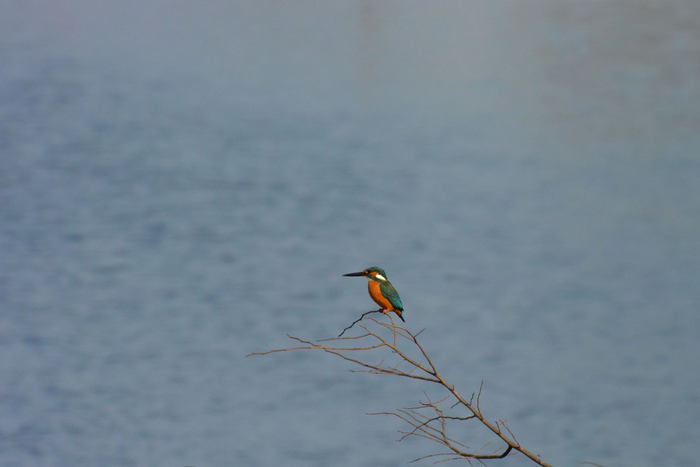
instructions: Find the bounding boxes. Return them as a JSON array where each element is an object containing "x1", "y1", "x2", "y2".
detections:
[{"x1": 343, "y1": 266, "x2": 405, "y2": 322}]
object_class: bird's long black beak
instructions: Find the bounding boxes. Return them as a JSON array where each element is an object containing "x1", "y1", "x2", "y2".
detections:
[{"x1": 343, "y1": 271, "x2": 365, "y2": 277}]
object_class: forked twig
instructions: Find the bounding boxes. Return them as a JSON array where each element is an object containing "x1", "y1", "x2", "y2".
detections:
[
  {"x1": 338, "y1": 309, "x2": 383, "y2": 337},
  {"x1": 249, "y1": 318, "x2": 553, "y2": 466}
]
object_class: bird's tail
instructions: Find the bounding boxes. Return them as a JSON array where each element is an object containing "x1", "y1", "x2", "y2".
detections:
[{"x1": 396, "y1": 310, "x2": 405, "y2": 322}]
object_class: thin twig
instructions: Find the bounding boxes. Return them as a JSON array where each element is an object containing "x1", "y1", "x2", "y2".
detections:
[{"x1": 338, "y1": 309, "x2": 382, "y2": 337}]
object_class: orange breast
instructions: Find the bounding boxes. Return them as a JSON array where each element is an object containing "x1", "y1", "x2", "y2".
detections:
[{"x1": 368, "y1": 280, "x2": 394, "y2": 310}]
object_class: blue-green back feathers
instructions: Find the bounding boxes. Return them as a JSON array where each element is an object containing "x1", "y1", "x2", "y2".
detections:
[{"x1": 380, "y1": 280, "x2": 404, "y2": 311}]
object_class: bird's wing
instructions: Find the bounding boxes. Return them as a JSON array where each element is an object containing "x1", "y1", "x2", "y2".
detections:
[{"x1": 380, "y1": 281, "x2": 404, "y2": 310}]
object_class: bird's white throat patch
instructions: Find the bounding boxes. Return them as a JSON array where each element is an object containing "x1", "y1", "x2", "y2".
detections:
[{"x1": 374, "y1": 274, "x2": 387, "y2": 281}]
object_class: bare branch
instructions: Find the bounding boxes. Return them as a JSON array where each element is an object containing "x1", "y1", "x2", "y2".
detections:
[
  {"x1": 409, "y1": 452, "x2": 457, "y2": 463},
  {"x1": 476, "y1": 381, "x2": 484, "y2": 413},
  {"x1": 249, "y1": 317, "x2": 553, "y2": 466},
  {"x1": 318, "y1": 332, "x2": 372, "y2": 342},
  {"x1": 338, "y1": 309, "x2": 383, "y2": 337}
]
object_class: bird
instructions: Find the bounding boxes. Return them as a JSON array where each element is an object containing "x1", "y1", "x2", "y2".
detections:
[{"x1": 343, "y1": 266, "x2": 405, "y2": 322}]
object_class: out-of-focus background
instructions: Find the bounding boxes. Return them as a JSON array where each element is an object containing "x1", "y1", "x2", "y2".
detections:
[{"x1": 1, "y1": 1, "x2": 699, "y2": 466}]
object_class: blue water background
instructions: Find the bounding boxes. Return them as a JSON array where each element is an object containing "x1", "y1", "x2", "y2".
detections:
[{"x1": 1, "y1": 1, "x2": 699, "y2": 466}]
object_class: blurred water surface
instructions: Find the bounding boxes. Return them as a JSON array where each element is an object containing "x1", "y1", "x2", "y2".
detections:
[{"x1": 1, "y1": 1, "x2": 699, "y2": 466}]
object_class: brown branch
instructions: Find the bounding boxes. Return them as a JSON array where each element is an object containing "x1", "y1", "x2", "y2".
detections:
[
  {"x1": 409, "y1": 452, "x2": 460, "y2": 464},
  {"x1": 248, "y1": 317, "x2": 553, "y2": 466},
  {"x1": 338, "y1": 309, "x2": 383, "y2": 337}
]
